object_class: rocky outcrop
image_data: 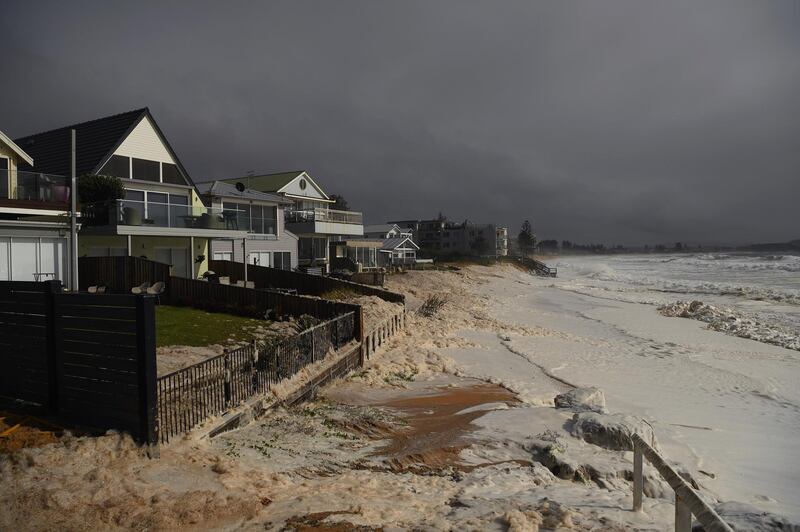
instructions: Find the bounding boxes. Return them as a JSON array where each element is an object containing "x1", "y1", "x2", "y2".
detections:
[
  {"x1": 569, "y1": 412, "x2": 657, "y2": 452},
  {"x1": 554, "y1": 387, "x2": 607, "y2": 414}
]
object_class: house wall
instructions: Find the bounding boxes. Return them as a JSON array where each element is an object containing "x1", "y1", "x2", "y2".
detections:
[
  {"x1": 113, "y1": 116, "x2": 177, "y2": 165},
  {"x1": 0, "y1": 143, "x2": 19, "y2": 194},
  {"x1": 79, "y1": 234, "x2": 209, "y2": 278},
  {"x1": 209, "y1": 234, "x2": 298, "y2": 269},
  {"x1": 281, "y1": 173, "x2": 329, "y2": 201}
]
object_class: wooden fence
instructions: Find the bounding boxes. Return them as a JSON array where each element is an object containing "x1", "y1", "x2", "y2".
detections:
[
  {"x1": 364, "y1": 309, "x2": 407, "y2": 360},
  {"x1": 166, "y1": 275, "x2": 362, "y2": 324},
  {"x1": 156, "y1": 311, "x2": 357, "y2": 442},
  {"x1": 209, "y1": 260, "x2": 405, "y2": 304},
  {"x1": 79, "y1": 256, "x2": 172, "y2": 293},
  {"x1": 632, "y1": 433, "x2": 732, "y2": 532},
  {"x1": 0, "y1": 280, "x2": 158, "y2": 445}
]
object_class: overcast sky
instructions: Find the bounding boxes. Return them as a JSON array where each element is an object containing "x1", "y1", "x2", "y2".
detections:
[{"x1": 1, "y1": 1, "x2": 798, "y2": 245}]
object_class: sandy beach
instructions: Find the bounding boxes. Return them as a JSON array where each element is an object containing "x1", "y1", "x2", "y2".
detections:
[{"x1": 2, "y1": 261, "x2": 798, "y2": 530}]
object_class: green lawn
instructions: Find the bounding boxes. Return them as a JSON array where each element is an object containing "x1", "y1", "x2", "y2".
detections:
[{"x1": 155, "y1": 305, "x2": 265, "y2": 348}]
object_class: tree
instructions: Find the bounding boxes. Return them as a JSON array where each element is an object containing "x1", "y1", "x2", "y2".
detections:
[
  {"x1": 517, "y1": 220, "x2": 535, "y2": 256},
  {"x1": 330, "y1": 194, "x2": 349, "y2": 211},
  {"x1": 77, "y1": 174, "x2": 126, "y2": 226}
]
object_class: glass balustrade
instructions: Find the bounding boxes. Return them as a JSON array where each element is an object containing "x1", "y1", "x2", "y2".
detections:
[{"x1": 0, "y1": 169, "x2": 70, "y2": 203}]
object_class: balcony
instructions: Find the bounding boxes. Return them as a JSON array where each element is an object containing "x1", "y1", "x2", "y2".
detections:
[
  {"x1": 285, "y1": 208, "x2": 364, "y2": 236},
  {"x1": 80, "y1": 200, "x2": 249, "y2": 237},
  {"x1": 0, "y1": 170, "x2": 70, "y2": 211}
]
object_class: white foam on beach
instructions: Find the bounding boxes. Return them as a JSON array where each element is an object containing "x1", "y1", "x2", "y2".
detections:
[{"x1": 453, "y1": 262, "x2": 800, "y2": 520}]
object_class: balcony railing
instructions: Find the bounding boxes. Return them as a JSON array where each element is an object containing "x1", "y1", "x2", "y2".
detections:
[
  {"x1": 285, "y1": 208, "x2": 363, "y2": 225},
  {"x1": 0, "y1": 170, "x2": 70, "y2": 205},
  {"x1": 83, "y1": 200, "x2": 271, "y2": 232}
]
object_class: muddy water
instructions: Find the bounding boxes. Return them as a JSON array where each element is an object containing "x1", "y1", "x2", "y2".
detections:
[{"x1": 363, "y1": 384, "x2": 519, "y2": 472}]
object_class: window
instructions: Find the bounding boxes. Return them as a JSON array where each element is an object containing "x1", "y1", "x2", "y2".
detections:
[
  {"x1": 100, "y1": 155, "x2": 130, "y2": 179},
  {"x1": 161, "y1": 163, "x2": 184, "y2": 185},
  {"x1": 250, "y1": 205, "x2": 278, "y2": 234},
  {"x1": 213, "y1": 251, "x2": 232, "y2": 261},
  {"x1": 223, "y1": 202, "x2": 250, "y2": 231},
  {"x1": 273, "y1": 252, "x2": 291, "y2": 270},
  {"x1": 0, "y1": 158, "x2": 8, "y2": 199},
  {"x1": 248, "y1": 251, "x2": 271, "y2": 267},
  {"x1": 122, "y1": 189, "x2": 189, "y2": 227},
  {"x1": 132, "y1": 158, "x2": 160, "y2": 182}
]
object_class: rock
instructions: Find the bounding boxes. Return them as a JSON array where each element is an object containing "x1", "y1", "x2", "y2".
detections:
[
  {"x1": 569, "y1": 412, "x2": 657, "y2": 452},
  {"x1": 554, "y1": 387, "x2": 607, "y2": 414},
  {"x1": 709, "y1": 502, "x2": 800, "y2": 532}
]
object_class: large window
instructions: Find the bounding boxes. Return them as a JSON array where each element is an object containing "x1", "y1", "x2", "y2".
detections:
[
  {"x1": 0, "y1": 237, "x2": 67, "y2": 281},
  {"x1": 250, "y1": 205, "x2": 277, "y2": 235},
  {"x1": 161, "y1": 163, "x2": 185, "y2": 185},
  {"x1": 121, "y1": 189, "x2": 189, "y2": 227},
  {"x1": 132, "y1": 158, "x2": 160, "y2": 182},
  {"x1": 100, "y1": 155, "x2": 130, "y2": 179}
]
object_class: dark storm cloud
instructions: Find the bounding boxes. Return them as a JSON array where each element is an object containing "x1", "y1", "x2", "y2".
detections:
[{"x1": 1, "y1": 0, "x2": 798, "y2": 245}]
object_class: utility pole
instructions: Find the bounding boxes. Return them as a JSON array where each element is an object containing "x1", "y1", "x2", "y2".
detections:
[{"x1": 70, "y1": 129, "x2": 79, "y2": 291}]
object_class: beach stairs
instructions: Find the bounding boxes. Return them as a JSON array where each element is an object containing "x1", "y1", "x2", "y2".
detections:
[{"x1": 519, "y1": 256, "x2": 557, "y2": 277}]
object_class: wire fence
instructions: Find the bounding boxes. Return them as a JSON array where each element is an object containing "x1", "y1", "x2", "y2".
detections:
[{"x1": 157, "y1": 311, "x2": 356, "y2": 442}]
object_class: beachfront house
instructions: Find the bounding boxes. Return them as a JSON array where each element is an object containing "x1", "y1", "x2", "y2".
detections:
[
  {"x1": 14, "y1": 108, "x2": 247, "y2": 279},
  {"x1": 220, "y1": 171, "x2": 364, "y2": 273},
  {"x1": 391, "y1": 216, "x2": 499, "y2": 258},
  {"x1": 0, "y1": 129, "x2": 73, "y2": 283},
  {"x1": 362, "y1": 223, "x2": 411, "y2": 240},
  {"x1": 379, "y1": 235, "x2": 419, "y2": 266},
  {"x1": 197, "y1": 180, "x2": 298, "y2": 270}
]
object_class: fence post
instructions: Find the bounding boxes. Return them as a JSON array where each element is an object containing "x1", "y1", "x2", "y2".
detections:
[
  {"x1": 633, "y1": 440, "x2": 643, "y2": 512},
  {"x1": 357, "y1": 307, "x2": 365, "y2": 366},
  {"x1": 136, "y1": 294, "x2": 159, "y2": 455},
  {"x1": 675, "y1": 495, "x2": 692, "y2": 532},
  {"x1": 45, "y1": 280, "x2": 62, "y2": 414},
  {"x1": 311, "y1": 327, "x2": 316, "y2": 363},
  {"x1": 223, "y1": 349, "x2": 231, "y2": 408},
  {"x1": 251, "y1": 340, "x2": 258, "y2": 394}
]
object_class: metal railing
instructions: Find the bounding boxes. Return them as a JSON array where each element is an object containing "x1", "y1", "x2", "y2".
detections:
[
  {"x1": 82, "y1": 200, "x2": 274, "y2": 232},
  {"x1": 632, "y1": 433, "x2": 733, "y2": 532},
  {"x1": 285, "y1": 207, "x2": 363, "y2": 225},
  {"x1": 156, "y1": 311, "x2": 356, "y2": 442},
  {"x1": 0, "y1": 169, "x2": 70, "y2": 203}
]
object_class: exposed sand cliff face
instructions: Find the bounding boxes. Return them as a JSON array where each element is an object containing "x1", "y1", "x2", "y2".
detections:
[{"x1": 2, "y1": 264, "x2": 796, "y2": 530}]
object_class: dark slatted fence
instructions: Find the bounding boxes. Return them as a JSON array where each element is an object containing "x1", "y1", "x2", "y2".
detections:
[
  {"x1": 167, "y1": 275, "x2": 361, "y2": 323},
  {"x1": 0, "y1": 280, "x2": 158, "y2": 445},
  {"x1": 0, "y1": 281, "x2": 58, "y2": 412},
  {"x1": 54, "y1": 293, "x2": 157, "y2": 444},
  {"x1": 79, "y1": 256, "x2": 172, "y2": 293},
  {"x1": 210, "y1": 260, "x2": 405, "y2": 304}
]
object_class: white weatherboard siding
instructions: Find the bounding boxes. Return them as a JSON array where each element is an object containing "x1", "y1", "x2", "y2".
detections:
[
  {"x1": 280, "y1": 173, "x2": 329, "y2": 201},
  {"x1": 113, "y1": 116, "x2": 177, "y2": 164}
]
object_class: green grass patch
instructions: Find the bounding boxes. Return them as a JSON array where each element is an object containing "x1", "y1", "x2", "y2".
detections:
[{"x1": 155, "y1": 305, "x2": 265, "y2": 348}]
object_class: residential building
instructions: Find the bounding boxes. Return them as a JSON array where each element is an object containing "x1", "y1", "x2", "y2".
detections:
[
  {"x1": 379, "y1": 235, "x2": 419, "y2": 266},
  {"x1": 197, "y1": 180, "x2": 298, "y2": 270},
  {"x1": 0, "y1": 130, "x2": 73, "y2": 283},
  {"x1": 15, "y1": 108, "x2": 247, "y2": 279},
  {"x1": 330, "y1": 239, "x2": 381, "y2": 271},
  {"x1": 496, "y1": 226, "x2": 508, "y2": 256},
  {"x1": 220, "y1": 171, "x2": 363, "y2": 272},
  {"x1": 362, "y1": 223, "x2": 411, "y2": 240},
  {"x1": 390, "y1": 217, "x2": 499, "y2": 257}
]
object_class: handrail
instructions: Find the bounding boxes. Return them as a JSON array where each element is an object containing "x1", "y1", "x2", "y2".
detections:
[{"x1": 632, "y1": 433, "x2": 733, "y2": 532}]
